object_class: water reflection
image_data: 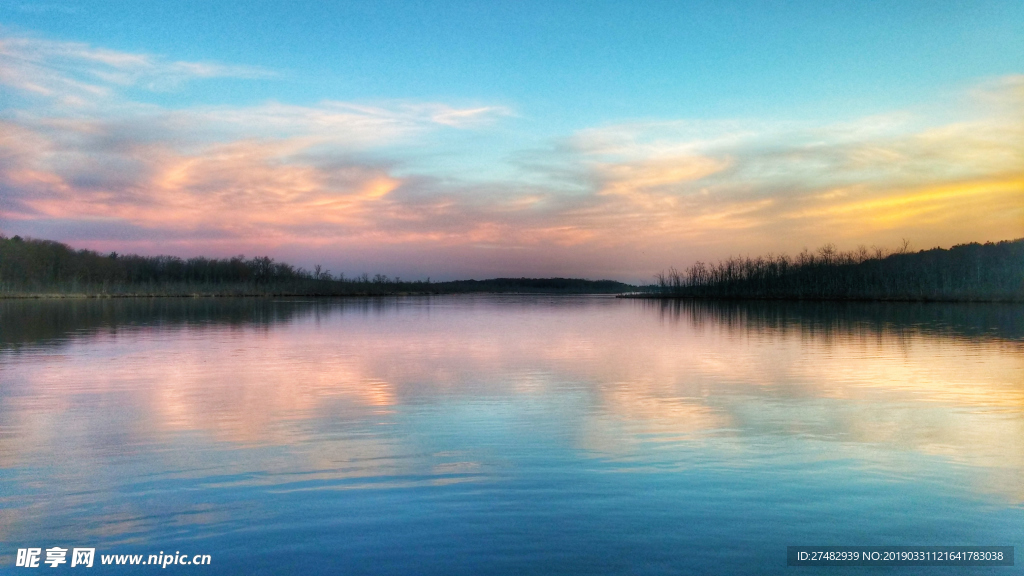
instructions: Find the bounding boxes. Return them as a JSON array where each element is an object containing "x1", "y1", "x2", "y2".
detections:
[
  {"x1": 632, "y1": 300, "x2": 1024, "y2": 499},
  {"x1": 647, "y1": 298, "x2": 1024, "y2": 342},
  {"x1": 0, "y1": 297, "x2": 411, "y2": 350},
  {"x1": 1, "y1": 297, "x2": 1021, "y2": 573}
]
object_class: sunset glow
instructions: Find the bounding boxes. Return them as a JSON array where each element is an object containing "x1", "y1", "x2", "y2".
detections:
[{"x1": 1, "y1": 3, "x2": 1022, "y2": 280}]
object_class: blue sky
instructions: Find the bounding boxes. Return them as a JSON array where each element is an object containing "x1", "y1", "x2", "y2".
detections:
[
  {"x1": 8, "y1": 1, "x2": 1021, "y2": 117},
  {"x1": 1, "y1": 1, "x2": 1022, "y2": 280}
]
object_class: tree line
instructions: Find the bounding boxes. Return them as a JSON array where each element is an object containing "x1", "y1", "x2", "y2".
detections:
[
  {"x1": 0, "y1": 234, "x2": 418, "y2": 295},
  {"x1": 648, "y1": 238, "x2": 1024, "y2": 302},
  {"x1": 0, "y1": 235, "x2": 630, "y2": 296}
]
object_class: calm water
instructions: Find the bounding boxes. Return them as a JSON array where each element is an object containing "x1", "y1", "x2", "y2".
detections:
[{"x1": 1, "y1": 296, "x2": 1021, "y2": 574}]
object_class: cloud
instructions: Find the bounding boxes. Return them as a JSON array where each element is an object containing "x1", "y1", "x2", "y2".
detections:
[
  {"x1": 0, "y1": 32, "x2": 273, "y2": 104},
  {"x1": 545, "y1": 84, "x2": 1023, "y2": 262},
  {"x1": 1, "y1": 29, "x2": 1021, "y2": 280},
  {"x1": 180, "y1": 100, "x2": 512, "y2": 145}
]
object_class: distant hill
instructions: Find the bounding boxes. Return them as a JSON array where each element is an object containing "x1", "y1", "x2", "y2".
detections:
[
  {"x1": 633, "y1": 238, "x2": 1024, "y2": 302},
  {"x1": 433, "y1": 277, "x2": 633, "y2": 294},
  {"x1": 0, "y1": 234, "x2": 632, "y2": 297}
]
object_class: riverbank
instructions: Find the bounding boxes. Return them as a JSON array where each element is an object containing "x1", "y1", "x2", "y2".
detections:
[
  {"x1": 0, "y1": 235, "x2": 634, "y2": 297},
  {"x1": 0, "y1": 278, "x2": 635, "y2": 299},
  {"x1": 617, "y1": 294, "x2": 1024, "y2": 303},
  {"x1": 639, "y1": 238, "x2": 1024, "y2": 302}
]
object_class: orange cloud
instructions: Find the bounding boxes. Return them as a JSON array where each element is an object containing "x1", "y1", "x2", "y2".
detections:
[{"x1": 2, "y1": 29, "x2": 1022, "y2": 279}]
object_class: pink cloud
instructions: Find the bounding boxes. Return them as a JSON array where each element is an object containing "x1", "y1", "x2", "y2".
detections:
[{"x1": 2, "y1": 30, "x2": 1022, "y2": 281}]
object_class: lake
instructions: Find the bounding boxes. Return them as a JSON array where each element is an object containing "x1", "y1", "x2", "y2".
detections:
[{"x1": 1, "y1": 296, "x2": 1021, "y2": 574}]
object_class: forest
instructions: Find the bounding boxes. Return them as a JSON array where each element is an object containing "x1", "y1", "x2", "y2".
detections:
[
  {"x1": 644, "y1": 238, "x2": 1024, "y2": 302},
  {"x1": 4, "y1": 234, "x2": 1021, "y2": 301},
  {"x1": 0, "y1": 235, "x2": 630, "y2": 296}
]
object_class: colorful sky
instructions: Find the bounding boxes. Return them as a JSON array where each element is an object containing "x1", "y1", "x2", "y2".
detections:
[{"x1": 1, "y1": 1, "x2": 1022, "y2": 281}]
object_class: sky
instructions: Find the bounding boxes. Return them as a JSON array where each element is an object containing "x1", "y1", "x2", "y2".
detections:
[{"x1": 0, "y1": 1, "x2": 1022, "y2": 281}]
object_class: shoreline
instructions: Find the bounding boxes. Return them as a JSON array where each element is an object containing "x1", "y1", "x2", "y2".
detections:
[
  {"x1": 2, "y1": 292, "x2": 1021, "y2": 302},
  {"x1": 617, "y1": 294, "x2": 1024, "y2": 303},
  {"x1": 0, "y1": 291, "x2": 625, "y2": 300}
]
